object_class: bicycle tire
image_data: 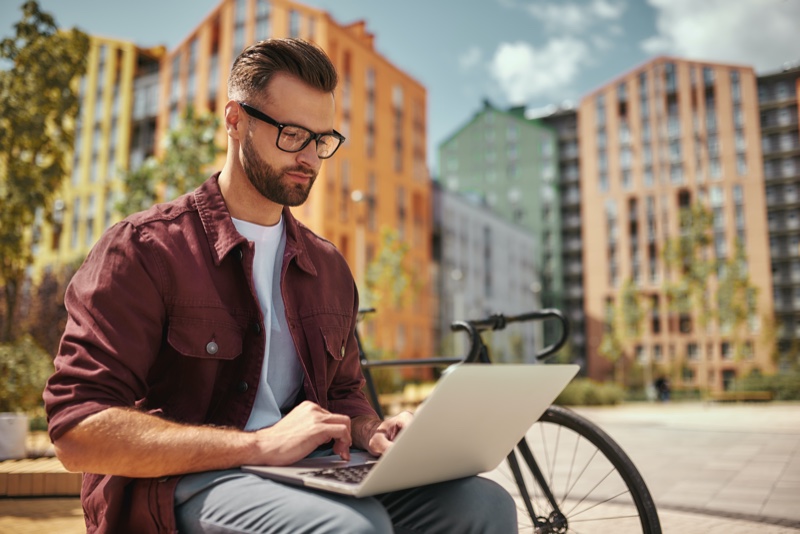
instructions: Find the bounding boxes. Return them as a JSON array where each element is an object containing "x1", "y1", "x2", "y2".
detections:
[{"x1": 498, "y1": 404, "x2": 661, "y2": 533}]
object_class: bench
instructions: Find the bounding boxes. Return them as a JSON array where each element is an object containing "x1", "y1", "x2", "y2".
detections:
[
  {"x1": 0, "y1": 457, "x2": 81, "y2": 497},
  {"x1": 708, "y1": 390, "x2": 773, "y2": 402}
]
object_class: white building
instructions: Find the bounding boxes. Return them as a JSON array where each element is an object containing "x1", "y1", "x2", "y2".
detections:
[{"x1": 434, "y1": 184, "x2": 543, "y2": 362}]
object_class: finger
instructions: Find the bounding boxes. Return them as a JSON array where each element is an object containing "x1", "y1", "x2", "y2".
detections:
[
  {"x1": 325, "y1": 423, "x2": 352, "y2": 461},
  {"x1": 332, "y1": 434, "x2": 351, "y2": 461},
  {"x1": 369, "y1": 431, "x2": 393, "y2": 456}
]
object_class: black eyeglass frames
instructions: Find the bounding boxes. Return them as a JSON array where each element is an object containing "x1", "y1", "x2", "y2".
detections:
[{"x1": 238, "y1": 102, "x2": 345, "y2": 159}]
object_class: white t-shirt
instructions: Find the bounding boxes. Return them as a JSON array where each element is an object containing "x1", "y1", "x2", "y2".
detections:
[{"x1": 232, "y1": 216, "x2": 304, "y2": 431}]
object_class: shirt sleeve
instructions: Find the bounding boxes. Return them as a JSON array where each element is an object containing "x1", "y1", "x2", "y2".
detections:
[{"x1": 44, "y1": 221, "x2": 167, "y2": 442}]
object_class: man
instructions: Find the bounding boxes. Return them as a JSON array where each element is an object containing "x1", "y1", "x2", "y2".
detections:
[{"x1": 44, "y1": 38, "x2": 516, "y2": 533}]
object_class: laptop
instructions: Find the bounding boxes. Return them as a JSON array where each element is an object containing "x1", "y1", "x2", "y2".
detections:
[{"x1": 242, "y1": 363, "x2": 579, "y2": 497}]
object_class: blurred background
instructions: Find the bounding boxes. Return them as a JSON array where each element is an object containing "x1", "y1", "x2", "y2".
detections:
[{"x1": 1, "y1": 0, "x2": 799, "y2": 427}]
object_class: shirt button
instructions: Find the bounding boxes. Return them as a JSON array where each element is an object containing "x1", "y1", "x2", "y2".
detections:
[
  {"x1": 253, "y1": 322, "x2": 262, "y2": 334},
  {"x1": 237, "y1": 381, "x2": 248, "y2": 393},
  {"x1": 340, "y1": 345, "x2": 345, "y2": 358},
  {"x1": 235, "y1": 247, "x2": 243, "y2": 261},
  {"x1": 206, "y1": 341, "x2": 219, "y2": 355}
]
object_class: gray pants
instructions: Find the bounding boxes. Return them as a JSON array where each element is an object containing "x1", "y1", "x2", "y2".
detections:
[{"x1": 174, "y1": 468, "x2": 517, "y2": 533}]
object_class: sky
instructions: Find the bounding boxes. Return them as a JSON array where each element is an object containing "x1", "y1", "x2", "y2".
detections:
[{"x1": 2, "y1": 0, "x2": 799, "y2": 172}]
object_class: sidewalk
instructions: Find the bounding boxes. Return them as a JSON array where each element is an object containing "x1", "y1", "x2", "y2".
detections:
[
  {"x1": 1, "y1": 402, "x2": 799, "y2": 533},
  {"x1": 567, "y1": 401, "x2": 800, "y2": 530}
]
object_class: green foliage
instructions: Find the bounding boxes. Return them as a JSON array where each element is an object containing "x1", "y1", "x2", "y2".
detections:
[
  {"x1": 0, "y1": 334, "x2": 53, "y2": 413},
  {"x1": 0, "y1": 1, "x2": 89, "y2": 341},
  {"x1": 620, "y1": 278, "x2": 645, "y2": 340},
  {"x1": 554, "y1": 378, "x2": 625, "y2": 406},
  {"x1": 117, "y1": 105, "x2": 221, "y2": 216},
  {"x1": 358, "y1": 332, "x2": 401, "y2": 397},
  {"x1": 717, "y1": 239, "x2": 758, "y2": 357},
  {"x1": 734, "y1": 371, "x2": 800, "y2": 401},
  {"x1": 662, "y1": 204, "x2": 716, "y2": 322},
  {"x1": 661, "y1": 202, "x2": 770, "y2": 362},
  {"x1": 363, "y1": 228, "x2": 412, "y2": 310},
  {"x1": 18, "y1": 264, "x2": 76, "y2": 355}
]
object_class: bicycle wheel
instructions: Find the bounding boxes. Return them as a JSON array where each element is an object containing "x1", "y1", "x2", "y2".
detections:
[{"x1": 492, "y1": 405, "x2": 661, "y2": 533}]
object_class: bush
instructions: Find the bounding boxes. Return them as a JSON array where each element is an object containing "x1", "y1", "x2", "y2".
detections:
[
  {"x1": 0, "y1": 335, "x2": 53, "y2": 413},
  {"x1": 735, "y1": 371, "x2": 800, "y2": 401},
  {"x1": 554, "y1": 378, "x2": 626, "y2": 406}
]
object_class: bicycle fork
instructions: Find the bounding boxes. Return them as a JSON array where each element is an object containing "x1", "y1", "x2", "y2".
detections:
[{"x1": 507, "y1": 438, "x2": 568, "y2": 533}]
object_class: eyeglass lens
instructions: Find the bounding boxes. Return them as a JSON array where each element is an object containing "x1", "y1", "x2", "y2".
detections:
[{"x1": 278, "y1": 126, "x2": 340, "y2": 158}]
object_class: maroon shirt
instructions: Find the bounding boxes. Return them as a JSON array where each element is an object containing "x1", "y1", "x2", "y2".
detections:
[{"x1": 44, "y1": 174, "x2": 377, "y2": 533}]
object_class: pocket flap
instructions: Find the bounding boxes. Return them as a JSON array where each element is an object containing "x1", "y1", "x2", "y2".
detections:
[
  {"x1": 167, "y1": 316, "x2": 243, "y2": 360},
  {"x1": 320, "y1": 325, "x2": 349, "y2": 361}
]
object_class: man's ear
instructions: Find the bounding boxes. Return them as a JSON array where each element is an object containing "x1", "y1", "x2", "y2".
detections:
[{"x1": 224, "y1": 100, "x2": 244, "y2": 140}]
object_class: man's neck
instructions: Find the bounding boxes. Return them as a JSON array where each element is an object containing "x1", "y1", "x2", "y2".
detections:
[{"x1": 218, "y1": 164, "x2": 284, "y2": 227}]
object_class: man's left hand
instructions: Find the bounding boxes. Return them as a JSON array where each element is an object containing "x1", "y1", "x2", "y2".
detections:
[{"x1": 366, "y1": 411, "x2": 413, "y2": 456}]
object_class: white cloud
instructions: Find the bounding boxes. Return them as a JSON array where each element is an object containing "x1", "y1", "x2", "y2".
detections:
[
  {"x1": 524, "y1": 0, "x2": 627, "y2": 33},
  {"x1": 642, "y1": 0, "x2": 800, "y2": 72},
  {"x1": 458, "y1": 46, "x2": 483, "y2": 71},
  {"x1": 490, "y1": 38, "x2": 590, "y2": 103}
]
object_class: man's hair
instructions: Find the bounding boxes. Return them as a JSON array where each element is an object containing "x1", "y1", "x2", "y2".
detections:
[{"x1": 227, "y1": 38, "x2": 338, "y2": 102}]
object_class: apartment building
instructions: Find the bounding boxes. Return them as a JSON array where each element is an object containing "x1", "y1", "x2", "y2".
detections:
[
  {"x1": 433, "y1": 183, "x2": 542, "y2": 362},
  {"x1": 758, "y1": 64, "x2": 800, "y2": 367},
  {"x1": 538, "y1": 106, "x2": 587, "y2": 368},
  {"x1": 35, "y1": 0, "x2": 434, "y2": 362},
  {"x1": 579, "y1": 57, "x2": 775, "y2": 391},
  {"x1": 32, "y1": 37, "x2": 164, "y2": 276},
  {"x1": 437, "y1": 101, "x2": 563, "y2": 346}
]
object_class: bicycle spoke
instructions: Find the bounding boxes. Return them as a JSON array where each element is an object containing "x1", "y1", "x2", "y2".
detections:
[
  {"x1": 569, "y1": 512, "x2": 644, "y2": 524},
  {"x1": 564, "y1": 466, "x2": 616, "y2": 517},
  {"x1": 568, "y1": 488, "x2": 633, "y2": 519}
]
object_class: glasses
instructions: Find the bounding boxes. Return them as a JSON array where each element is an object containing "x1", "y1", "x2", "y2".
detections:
[{"x1": 238, "y1": 102, "x2": 345, "y2": 159}]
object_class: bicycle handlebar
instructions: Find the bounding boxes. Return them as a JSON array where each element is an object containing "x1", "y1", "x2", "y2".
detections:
[
  {"x1": 357, "y1": 307, "x2": 570, "y2": 365},
  {"x1": 450, "y1": 308, "x2": 570, "y2": 363}
]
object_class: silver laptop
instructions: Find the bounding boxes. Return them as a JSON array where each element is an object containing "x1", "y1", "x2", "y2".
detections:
[{"x1": 242, "y1": 363, "x2": 579, "y2": 497}]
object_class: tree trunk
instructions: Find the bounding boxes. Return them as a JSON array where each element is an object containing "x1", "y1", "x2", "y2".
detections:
[{"x1": 2, "y1": 278, "x2": 19, "y2": 343}]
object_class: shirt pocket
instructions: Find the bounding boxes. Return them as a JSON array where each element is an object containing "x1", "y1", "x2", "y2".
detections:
[
  {"x1": 167, "y1": 315, "x2": 243, "y2": 360},
  {"x1": 320, "y1": 325, "x2": 349, "y2": 361}
]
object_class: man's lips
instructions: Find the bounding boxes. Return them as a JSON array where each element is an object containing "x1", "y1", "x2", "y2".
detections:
[{"x1": 286, "y1": 171, "x2": 314, "y2": 184}]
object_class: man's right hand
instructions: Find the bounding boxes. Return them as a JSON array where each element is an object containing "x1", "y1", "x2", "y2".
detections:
[{"x1": 252, "y1": 401, "x2": 352, "y2": 465}]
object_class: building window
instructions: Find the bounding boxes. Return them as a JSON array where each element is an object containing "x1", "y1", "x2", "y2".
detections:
[
  {"x1": 599, "y1": 172, "x2": 609, "y2": 192},
  {"x1": 737, "y1": 154, "x2": 747, "y2": 175},
  {"x1": 256, "y1": 0, "x2": 271, "y2": 40},
  {"x1": 596, "y1": 95, "x2": 606, "y2": 125},
  {"x1": 733, "y1": 104, "x2": 744, "y2": 128},
  {"x1": 721, "y1": 342, "x2": 732, "y2": 360},
  {"x1": 730, "y1": 70, "x2": 741, "y2": 102},
  {"x1": 289, "y1": 10, "x2": 301, "y2": 38},
  {"x1": 703, "y1": 66, "x2": 715, "y2": 86},
  {"x1": 71, "y1": 197, "x2": 82, "y2": 250}
]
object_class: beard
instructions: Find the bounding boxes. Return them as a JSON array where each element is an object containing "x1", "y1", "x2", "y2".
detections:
[{"x1": 240, "y1": 135, "x2": 317, "y2": 207}]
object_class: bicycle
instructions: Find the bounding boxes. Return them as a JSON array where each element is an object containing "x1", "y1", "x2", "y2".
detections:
[{"x1": 356, "y1": 308, "x2": 661, "y2": 534}]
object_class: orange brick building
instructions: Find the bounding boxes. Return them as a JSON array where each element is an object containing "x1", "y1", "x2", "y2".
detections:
[
  {"x1": 158, "y1": 0, "x2": 434, "y2": 363},
  {"x1": 579, "y1": 57, "x2": 775, "y2": 392}
]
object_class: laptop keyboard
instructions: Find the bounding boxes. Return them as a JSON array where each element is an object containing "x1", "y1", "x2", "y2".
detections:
[{"x1": 300, "y1": 463, "x2": 376, "y2": 485}]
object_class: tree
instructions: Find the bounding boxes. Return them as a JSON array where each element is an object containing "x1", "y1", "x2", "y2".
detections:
[
  {"x1": 0, "y1": 1, "x2": 89, "y2": 342},
  {"x1": 117, "y1": 105, "x2": 222, "y2": 216},
  {"x1": 18, "y1": 263, "x2": 78, "y2": 355},
  {"x1": 661, "y1": 202, "x2": 773, "y2": 384},
  {"x1": 717, "y1": 239, "x2": 758, "y2": 360},
  {"x1": 662, "y1": 204, "x2": 716, "y2": 330},
  {"x1": 599, "y1": 278, "x2": 645, "y2": 386},
  {"x1": 363, "y1": 228, "x2": 413, "y2": 310}
]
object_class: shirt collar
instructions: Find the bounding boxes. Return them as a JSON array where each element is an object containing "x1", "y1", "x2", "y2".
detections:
[{"x1": 193, "y1": 173, "x2": 317, "y2": 276}]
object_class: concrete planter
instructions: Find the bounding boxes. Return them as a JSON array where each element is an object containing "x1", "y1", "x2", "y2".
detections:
[{"x1": 0, "y1": 413, "x2": 28, "y2": 460}]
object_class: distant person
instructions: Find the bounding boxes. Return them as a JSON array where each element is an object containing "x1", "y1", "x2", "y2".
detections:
[
  {"x1": 654, "y1": 376, "x2": 671, "y2": 402},
  {"x1": 43, "y1": 38, "x2": 515, "y2": 533}
]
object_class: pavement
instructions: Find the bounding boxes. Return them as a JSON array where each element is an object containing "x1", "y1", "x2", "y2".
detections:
[{"x1": 1, "y1": 401, "x2": 799, "y2": 533}]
